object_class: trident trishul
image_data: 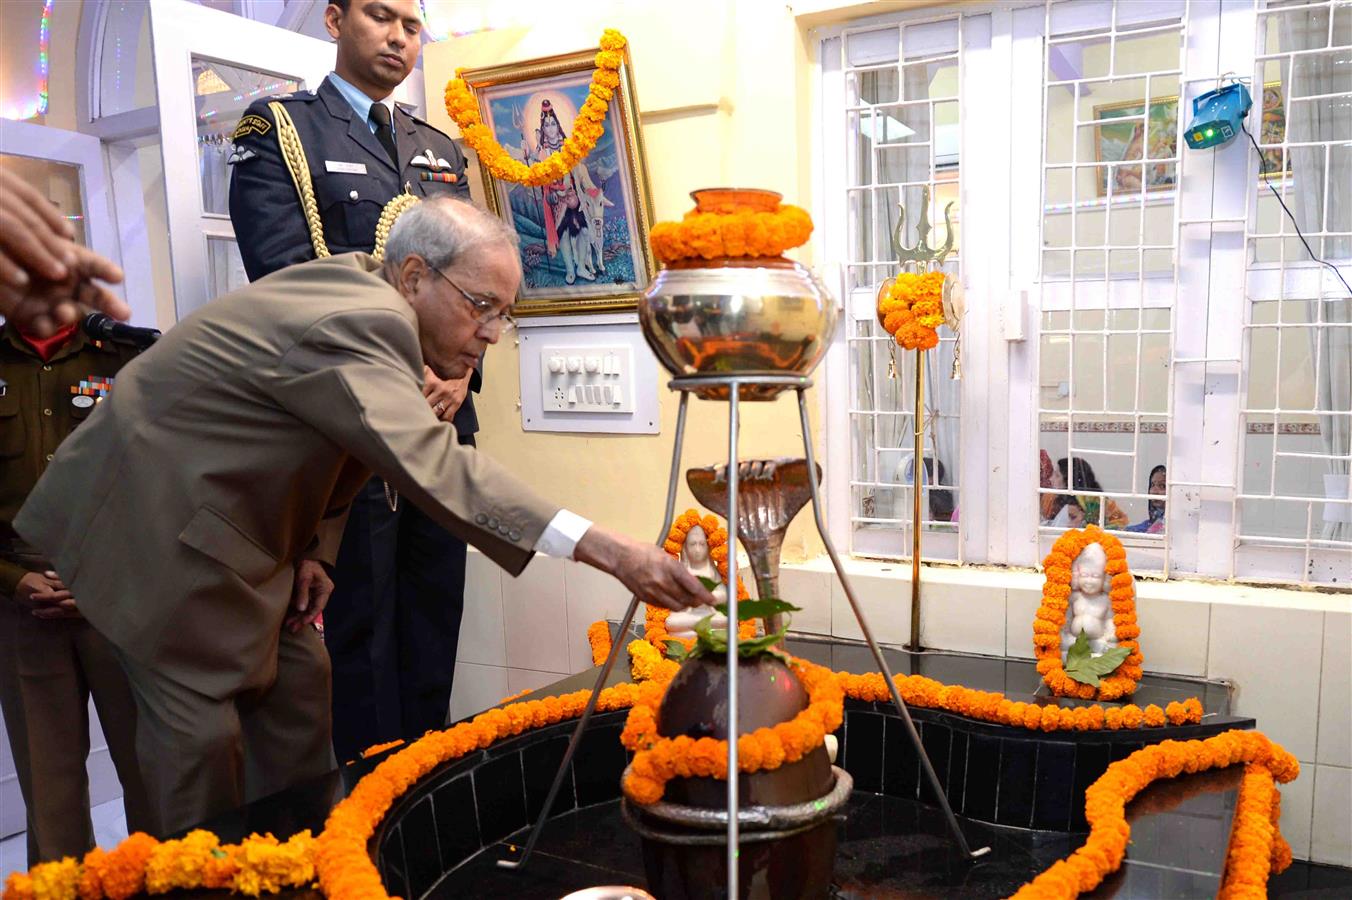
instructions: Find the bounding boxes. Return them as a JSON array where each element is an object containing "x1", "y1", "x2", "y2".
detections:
[{"x1": 891, "y1": 185, "x2": 955, "y2": 268}]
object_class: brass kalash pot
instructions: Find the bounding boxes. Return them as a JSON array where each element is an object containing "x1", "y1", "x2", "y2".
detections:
[
  {"x1": 624, "y1": 189, "x2": 849, "y2": 898},
  {"x1": 638, "y1": 188, "x2": 837, "y2": 401}
]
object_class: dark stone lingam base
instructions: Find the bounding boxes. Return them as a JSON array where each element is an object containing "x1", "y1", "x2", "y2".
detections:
[{"x1": 164, "y1": 632, "x2": 1352, "y2": 899}]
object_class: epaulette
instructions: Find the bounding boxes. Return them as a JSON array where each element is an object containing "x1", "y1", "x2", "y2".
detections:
[
  {"x1": 268, "y1": 89, "x2": 319, "y2": 103},
  {"x1": 233, "y1": 90, "x2": 318, "y2": 141}
]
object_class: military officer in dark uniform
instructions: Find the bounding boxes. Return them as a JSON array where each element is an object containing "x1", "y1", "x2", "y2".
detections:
[
  {"x1": 227, "y1": 0, "x2": 481, "y2": 763},
  {"x1": 0, "y1": 320, "x2": 153, "y2": 863}
]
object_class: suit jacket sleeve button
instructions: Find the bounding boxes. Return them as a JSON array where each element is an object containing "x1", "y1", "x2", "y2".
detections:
[
  {"x1": 475, "y1": 513, "x2": 488, "y2": 524},
  {"x1": 487, "y1": 516, "x2": 499, "y2": 529},
  {"x1": 509, "y1": 530, "x2": 522, "y2": 542}
]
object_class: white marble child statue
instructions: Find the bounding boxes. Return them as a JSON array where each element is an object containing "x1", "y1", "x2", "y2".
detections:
[
  {"x1": 1059, "y1": 542, "x2": 1118, "y2": 658},
  {"x1": 664, "y1": 524, "x2": 729, "y2": 640}
]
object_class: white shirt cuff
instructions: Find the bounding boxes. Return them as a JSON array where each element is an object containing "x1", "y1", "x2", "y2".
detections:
[{"x1": 533, "y1": 509, "x2": 593, "y2": 559}]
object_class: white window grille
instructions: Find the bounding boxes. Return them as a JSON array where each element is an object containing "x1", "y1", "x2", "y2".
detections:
[
  {"x1": 818, "y1": 0, "x2": 1350, "y2": 589},
  {"x1": 1235, "y1": 0, "x2": 1352, "y2": 584},
  {"x1": 834, "y1": 14, "x2": 966, "y2": 563},
  {"x1": 1036, "y1": 0, "x2": 1187, "y2": 575}
]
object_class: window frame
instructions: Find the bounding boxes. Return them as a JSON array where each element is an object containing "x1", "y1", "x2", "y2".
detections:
[{"x1": 815, "y1": 0, "x2": 1352, "y2": 588}]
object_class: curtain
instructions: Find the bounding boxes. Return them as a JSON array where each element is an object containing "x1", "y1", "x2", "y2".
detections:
[{"x1": 1281, "y1": 6, "x2": 1352, "y2": 541}]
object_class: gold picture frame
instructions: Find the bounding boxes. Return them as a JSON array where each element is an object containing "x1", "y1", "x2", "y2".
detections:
[
  {"x1": 458, "y1": 48, "x2": 656, "y2": 317},
  {"x1": 1092, "y1": 82, "x2": 1290, "y2": 196},
  {"x1": 1092, "y1": 95, "x2": 1179, "y2": 197}
]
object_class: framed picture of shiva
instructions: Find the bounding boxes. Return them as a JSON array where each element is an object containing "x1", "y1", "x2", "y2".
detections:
[{"x1": 459, "y1": 47, "x2": 656, "y2": 316}]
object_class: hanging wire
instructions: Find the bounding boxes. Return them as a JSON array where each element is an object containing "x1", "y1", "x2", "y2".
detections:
[{"x1": 1241, "y1": 119, "x2": 1352, "y2": 298}]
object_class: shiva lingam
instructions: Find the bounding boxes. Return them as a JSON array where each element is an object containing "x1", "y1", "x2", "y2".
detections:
[
  {"x1": 621, "y1": 554, "x2": 850, "y2": 899},
  {"x1": 686, "y1": 458, "x2": 819, "y2": 635}
]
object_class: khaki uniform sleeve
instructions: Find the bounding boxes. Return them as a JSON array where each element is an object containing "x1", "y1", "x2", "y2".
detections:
[
  {"x1": 1, "y1": 559, "x2": 27, "y2": 600},
  {"x1": 268, "y1": 307, "x2": 558, "y2": 575}
]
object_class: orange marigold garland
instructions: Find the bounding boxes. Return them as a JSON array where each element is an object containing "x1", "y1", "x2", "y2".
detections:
[
  {"x1": 1010, "y1": 729, "x2": 1297, "y2": 900},
  {"x1": 646, "y1": 509, "x2": 755, "y2": 651},
  {"x1": 835, "y1": 670, "x2": 1200, "y2": 735},
  {"x1": 1034, "y1": 525, "x2": 1143, "y2": 700},
  {"x1": 587, "y1": 619, "x2": 612, "y2": 666},
  {"x1": 877, "y1": 271, "x2": 946, "y2": 351},
  {"x1": 2, "y1": 830, "x2": 315, "y2": 900},
  {"x1": 443, "y1": 30, "x2": 626, "y2": 187},
  {"x1": 620, "y1": 656, "x2": 843, "y2": 805},
  {"x1": 1218, "y1": 764, "x2": 1292, "y2": 899},
  {"x1": 314, "y1": 681, "x2": 644, "y2": 900},
  {"x1": 648, "y1": 204, "x2": 813, "y2": 264}
]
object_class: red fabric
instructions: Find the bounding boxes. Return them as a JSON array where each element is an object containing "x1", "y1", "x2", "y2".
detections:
[{"x1": 17, "y1": 323, "x2": 79, "y2": 362}]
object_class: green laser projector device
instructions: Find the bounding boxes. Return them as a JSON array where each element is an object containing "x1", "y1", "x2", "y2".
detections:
[{"x1": 1185, "y1": 82, "x2": 1253, "y2": 150}]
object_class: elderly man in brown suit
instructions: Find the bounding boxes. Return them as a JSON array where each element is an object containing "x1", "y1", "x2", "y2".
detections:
[{"x1": 14, "y1": 198, "x2": 712, "y2": 837}]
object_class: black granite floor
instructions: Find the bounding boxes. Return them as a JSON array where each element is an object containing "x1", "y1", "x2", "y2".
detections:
[{"x1": 430, "y1": 790, "x2": 1352, "y2": 899}]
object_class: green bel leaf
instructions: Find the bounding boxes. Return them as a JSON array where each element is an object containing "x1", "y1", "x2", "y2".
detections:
[
  {"x1": 663, "y1": 639, "x2": 690, "y2": 662},
  {"x1": 713, "y1": 597, "x2": 802, "y2": 622},
  {"x1": 1086, "y1": 645, "x2": 1132, "y2": 676},
  {"x1": 697, "y1": 575, "x2": 723, "y2": 591},
  {"x1": 735, "y1": 624, "x2": 790, "y2": 657},
  {"x1": 1063, "y1": 633, "x2": 1101, "y2": 687}
]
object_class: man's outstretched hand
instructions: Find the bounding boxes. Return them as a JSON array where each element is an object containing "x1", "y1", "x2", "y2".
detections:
[
  {"x1": 0, "y1": 168, "x2": 131, "y2": 335},
  {"x1": 573, "y1": 524, "x2": 717, "y2": 611}
]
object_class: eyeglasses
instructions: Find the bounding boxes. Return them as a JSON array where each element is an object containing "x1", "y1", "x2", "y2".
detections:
[{"x1": 430, "y1": 267, "x2": 516, "y2": 332}]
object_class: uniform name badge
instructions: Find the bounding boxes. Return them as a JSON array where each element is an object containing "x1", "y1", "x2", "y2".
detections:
[{"x1": 325, "y1": 160, "x2": 368, "y2": 175}]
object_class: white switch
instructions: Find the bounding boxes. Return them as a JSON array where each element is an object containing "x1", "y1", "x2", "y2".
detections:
[
  {"x1": 567, "y1": 386, "x2": 578, "y2": 404},
  {"x1": 612, "y1": 385, "x2": 622, "y2": 405},
  {"x1": 603, "y1": 385, "x2": 614, "y2": 404},
  {"x1": 585, "y1": 356, "x2": 601, "y2": 374},
  {"x1": 547, "y1": 355, "x2": 566, "y2": 374},
  {"x1": 567, "y1": 356, "x2": 583, "y2": 373}
]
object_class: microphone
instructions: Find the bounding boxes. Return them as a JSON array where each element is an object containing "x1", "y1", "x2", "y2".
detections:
[{"x1": 82, "y1": 312, "x2": 161, "y2": 349}]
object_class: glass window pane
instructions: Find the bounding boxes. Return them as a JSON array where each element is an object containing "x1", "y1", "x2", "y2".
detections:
[
  {"x1": 206, "y1": 235, "x2": 248, "y2": 304},
  {"x1": 0, "y1": 155, "x2": 85, "y2": 246},
  {"x1": 193, "y1": 57, "x2": 304, "y2": 215}
]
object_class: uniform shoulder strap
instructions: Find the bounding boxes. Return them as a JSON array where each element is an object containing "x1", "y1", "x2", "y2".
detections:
[{"x1": 268, "y1": 100, "x2": 329, "y2": 259}]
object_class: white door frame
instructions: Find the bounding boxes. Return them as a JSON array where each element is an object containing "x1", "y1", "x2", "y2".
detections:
[
  {"x1": 146, "y1": 0, "x2": 334, "y2": 319},
  {"x1": 0, "y1": 120, "x2": 156, "y2": 327}
]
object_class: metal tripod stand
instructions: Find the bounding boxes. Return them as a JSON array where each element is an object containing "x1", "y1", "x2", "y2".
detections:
[{"x1": 501, "y1": 374, "x2": 988, "y2": 896}]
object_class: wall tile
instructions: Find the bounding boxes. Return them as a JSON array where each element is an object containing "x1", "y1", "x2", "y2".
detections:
[
  {"x1": 1310, "y1": 764, "x2": 1352, "y2": 867},
  {"x1": 507, "y1": 668, "x2": 567, "y2": 696},
  {"x1": 457, "y1": 550, "x2": 506, "y2": 666},
  {"x1": 502, "y1": 555, "x2": 570, "y2": 674},
  {"x1": 1134, "y1": 597, "x2": 1209, "y2": 677},
  {"x1": 1318, "y1": 613, "x2": 1351, "y2": 768},
  {"x1": 831, "y1": 568, "x2": 910, "y2": 646},
  {"x1": 1005, "y1": 587, "x2": 1043, "y2": 660},
  {"x1": 919, "y1": 580, "x2": 1005, "y2": 657},
  {"x1": 1208, "y1": 604, "x2": 1323, "y2": 761},
  {"x1": 562, "y1": 560, "x2": 633, "y2": 673},
  {"x1": 448, "y1": 662, "x2": 509, "y2": 724},
  {"x1": 1279, "y1": 764, "x2": 1315, "y2": 861},
  {"x1": 779, "y1": 566, "x2": 832, "y2": 635}
]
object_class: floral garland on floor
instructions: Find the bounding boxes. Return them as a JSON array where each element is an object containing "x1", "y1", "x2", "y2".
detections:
[
  {"x1": 836, "y1": 670, "x2": 1200, "y2": 734},
  {"x1": 1218, "y1": 763, "x2": 1291, "y2": 898},
  {"x1": 1010, "y1": 729, "x2": 1297, "y2": 899},
  {"x1": 2, "y1": 830, "x2": 317, "y2": 900},
  {"x1": 877, "y1": 271, "x2": 946, "y2": 351},
  {"x1": 620, "y1": 655, "x2": 843, "y2": 805},
  {"x1": 648, "y1": 203, "x2": 814, "y2": 264},
  {"x1": 646, "y1": 509, "x2": 755, "y2": 652},
  {"x1": 1035, "y1": 525, "x2": 1143, "y2": 700},
  {"x1": 443, "y1": 30, "x2": 627, "y2": 187}
]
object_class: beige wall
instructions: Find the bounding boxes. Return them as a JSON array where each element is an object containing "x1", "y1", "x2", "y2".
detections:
[{"x1": 422, "y1": 0, "x2": 829, "y2": 559}]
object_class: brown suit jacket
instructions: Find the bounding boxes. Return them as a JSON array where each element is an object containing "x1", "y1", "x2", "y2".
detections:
[{"x1": 14, "y1": 253, "x2": 557, "y2": 699}]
